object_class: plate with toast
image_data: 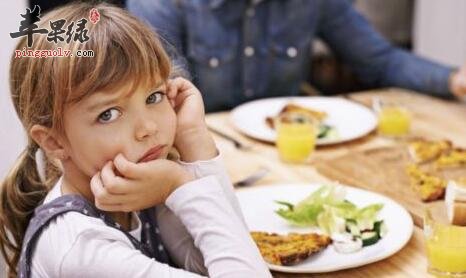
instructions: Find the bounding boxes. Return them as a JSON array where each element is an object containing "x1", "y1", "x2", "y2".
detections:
[
  {"x1": 230, "y1": 97, "x2": 377, "y2": 145},
  {"x1": 236, "y1": 183, "x2": 413, "y2": 273}
]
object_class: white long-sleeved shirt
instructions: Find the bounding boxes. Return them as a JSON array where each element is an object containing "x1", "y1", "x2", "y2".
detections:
[{"x1": 30, "y1": 154, "x2": 271, "y2": 278}]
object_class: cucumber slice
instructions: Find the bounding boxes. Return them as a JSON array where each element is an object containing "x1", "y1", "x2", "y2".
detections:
[
  {"x1": 346, "y1": 219, "x2": 361, "y2": 237},
  {"x1": 361, "y1": 231, "x2": 380, "y2": 246},
  {"x1": 318, "y1": 125, "x2": 331, "y2": 138},
  {"x1": 374, "y1": 220, "x2": 388, "y2": 238}
]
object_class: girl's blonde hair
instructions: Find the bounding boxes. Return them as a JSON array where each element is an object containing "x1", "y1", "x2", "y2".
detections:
[{"x1": 0, "y1": 2, "x2": 171, "y2": 276}]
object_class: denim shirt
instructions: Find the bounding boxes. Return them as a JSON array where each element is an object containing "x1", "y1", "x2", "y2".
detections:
[{"x1": 128, "y1": 0, "x2": 454, "y2": 112}]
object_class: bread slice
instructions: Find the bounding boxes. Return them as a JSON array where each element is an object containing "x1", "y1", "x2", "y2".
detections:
[
  {"x1": 266, "y1": 103, "x2": 327, "y2": 129},
  {"x1": 445, "y1": 179, "x2": 466, "y2": 226},
  {"x1": 406, "y1": 164, "x2": 446, "y2": 202},
  {"x1": 408, "y1": 139, "x2": 452, "y2": 163},
  {"x1": 281, "y1": 104, "x2": 327, "y2": 121},
  {"x1": 436, "y1": 148, "x2": 466, "y2": 169},
  {"x1": 250, "y1": 231, "x2": 331, "y2": 266}
]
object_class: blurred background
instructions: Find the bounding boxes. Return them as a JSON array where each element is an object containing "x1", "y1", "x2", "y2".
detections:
[{"x1": 0, "y1": 0, "x2": 465, "y2": 271}]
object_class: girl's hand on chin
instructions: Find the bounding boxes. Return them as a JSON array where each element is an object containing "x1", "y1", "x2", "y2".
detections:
[{"x1": 90, "y1": 153, "x2": 194, "y2": 212}]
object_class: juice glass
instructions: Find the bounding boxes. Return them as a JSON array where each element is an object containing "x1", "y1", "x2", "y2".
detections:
[
  {"x1": 424, "y1": 209, "x2": 466, "y2": 277},
  {"x1": 376, "y1": 101, "x2": 411, "y2": 137},
  {"x1": 275, "y1": 113, "x2": 317, "y2": 163}
]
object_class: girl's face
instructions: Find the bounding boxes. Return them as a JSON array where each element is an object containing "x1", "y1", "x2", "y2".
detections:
[{"x1": 62, "y1": 79, "x2": 176, "y2": 177}]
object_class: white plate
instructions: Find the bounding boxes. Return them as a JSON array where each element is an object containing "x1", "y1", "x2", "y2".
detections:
[
  {"x1": 236, "y1": 184, "x2": 413, "y2": 273},
  {"x1": 230, "y1": 97, "x2": 377, "y2": 145}
]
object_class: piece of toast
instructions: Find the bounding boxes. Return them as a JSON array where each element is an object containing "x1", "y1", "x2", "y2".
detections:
[
  {"x1": 435, "y1": 148, "x2": 466, "y2": 169},
  {"x1": 408, "y1": 139, "x2": 452, "y2": 164},
  {"x1": 281, "y1": 104, "x2": 327, "y2": 121},
  {"x1": 266, "y1": 103, "x2": 327, "y2": 129},
  {"x1": 250, "y1": 231, "x2": 332, "y2": 266},
  {"x1": 445, "y1": 179, "x2": 466, "y2": 226},
  {"x1": 406, "y1": 164, "x2": 446, "y2": 202}
]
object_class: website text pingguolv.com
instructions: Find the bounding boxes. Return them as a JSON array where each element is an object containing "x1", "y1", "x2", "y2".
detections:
[{"x1": 14, "y1": 47, "x2": 94, "y2": 58}]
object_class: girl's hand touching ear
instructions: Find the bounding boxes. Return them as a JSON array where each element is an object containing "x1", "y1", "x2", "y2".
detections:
[
  {"x1": 167, "y1": 78, "x2": 217, "y2": 162},
  {"x1": 90, "y1": 153, "x2": 194, "y2": 212},
  {"x1": 167, "y1": 77, "x2": 206, "y2": 132}
]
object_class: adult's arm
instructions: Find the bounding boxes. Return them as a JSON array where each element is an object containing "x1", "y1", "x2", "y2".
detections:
[{"x1": 317, "y1": 0, "x2": 455, "y2": 97}]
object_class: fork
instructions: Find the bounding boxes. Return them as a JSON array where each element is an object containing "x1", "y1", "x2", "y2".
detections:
[
  {"x1": 233, "y1": 167, "x2": 270, "y2": 187},
  {"x1": 207, "y1": 125, "x2": 252, "y2": 151}
]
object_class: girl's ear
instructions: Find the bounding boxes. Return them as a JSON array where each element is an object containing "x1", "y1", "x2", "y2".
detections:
[{"x1": 30, "y1": 125, "x2": 69, "y2": 161}]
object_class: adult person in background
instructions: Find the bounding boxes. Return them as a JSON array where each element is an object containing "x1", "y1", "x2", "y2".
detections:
[{"x1": 127, "y1": 0, "x2": 466, "y2": 112}]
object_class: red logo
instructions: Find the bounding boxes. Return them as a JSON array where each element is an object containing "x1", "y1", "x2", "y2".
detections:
[{"x1": 89, "y1": 8, "x2": 100, "y2": 24}]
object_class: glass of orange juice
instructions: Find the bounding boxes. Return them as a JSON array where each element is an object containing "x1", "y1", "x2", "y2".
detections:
[
  {"x1": 375, "y1": 100, "x2": 411, "y2": 137},
  {"x1": 275, "y1": 112, "x2": 317, "y2": 163},
  {"x1": 424, "y1": 208, "x2": 466, "y2": 277}
]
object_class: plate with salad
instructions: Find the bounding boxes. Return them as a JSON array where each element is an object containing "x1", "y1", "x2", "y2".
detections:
[
  {"x1": 236, "y1": 183, "x2": 413, "y2": 273},
  {"x1": 230, "y1": 96, "x2": 377, "y2": 145}
]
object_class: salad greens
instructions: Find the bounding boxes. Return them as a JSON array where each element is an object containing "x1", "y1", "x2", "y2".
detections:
[
  {"x1": 317, "y1": 124, "x2": 339, "y2": 140},
  {"x1": 275, "y1": 184, "x2": 386, "y2": 252}
]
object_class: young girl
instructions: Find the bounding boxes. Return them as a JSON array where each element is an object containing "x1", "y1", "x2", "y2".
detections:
[{"x1": 0, "y1": 3, "x2": 271, "y2": 277}]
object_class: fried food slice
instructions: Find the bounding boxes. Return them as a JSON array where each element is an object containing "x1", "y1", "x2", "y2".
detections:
[
  {"x1": 408, "y1": 139, "x2": 452, "y2": 163},
  {"x1": 266, "y1": 103, "x2": 327, "y2": 129},
  {"x1": 281, "y1": 104, "x2": 327, "y2": 121},
  {"x1": 406, "y1": 164, "x2": 446, "y2": 201},
  {"x1": 445, "y1": 179, "x2": 466, "y2": 225},
  {"x1": 435, "y1": 148, "x2": 466, "y2": 168},
  {"x1": 250, "y1": 231, "x2": 331, "y2": 266}
]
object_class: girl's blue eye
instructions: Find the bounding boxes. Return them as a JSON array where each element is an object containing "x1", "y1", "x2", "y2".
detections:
[
  {"x1": 146, "y1": 91, "x2": 164, "y2": 104},
  {"x1": 98, "y1": 108, "x2": 120, "y2": 123}
]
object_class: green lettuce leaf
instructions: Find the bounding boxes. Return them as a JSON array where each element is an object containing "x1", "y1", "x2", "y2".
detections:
[{"x1": 275, "y1": 185, "x2": 383, "y2": 234}]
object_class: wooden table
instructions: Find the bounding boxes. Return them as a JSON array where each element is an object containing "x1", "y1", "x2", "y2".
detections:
[{"x1": 205, "y1": 88, "x2": 466, "y2": 278}]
